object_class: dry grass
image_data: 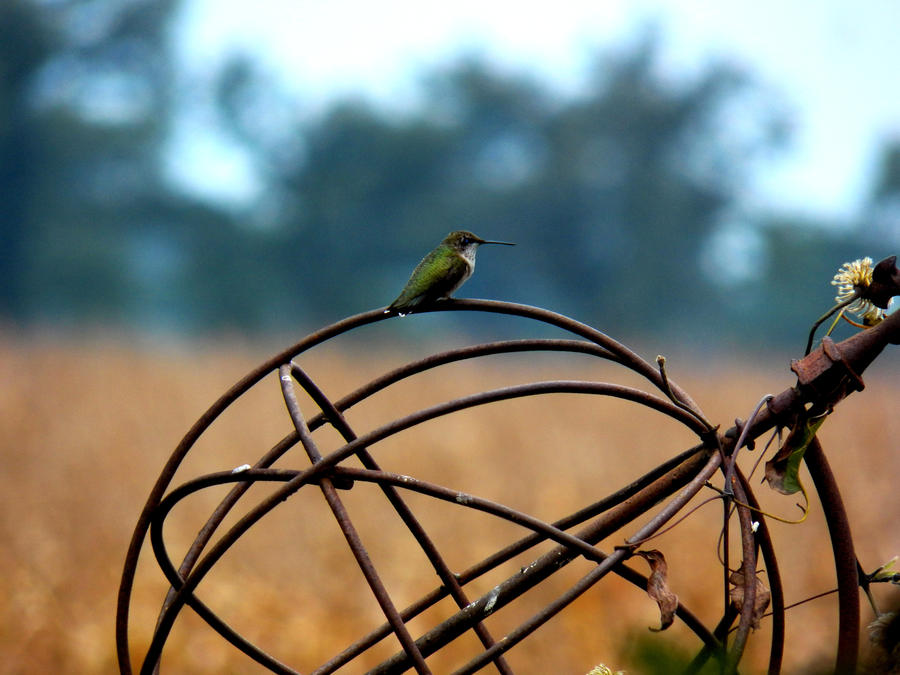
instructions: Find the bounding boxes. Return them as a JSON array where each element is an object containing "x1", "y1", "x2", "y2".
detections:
[{"x1": 1, "y1": 331, "x2": 898, "y2": 674}]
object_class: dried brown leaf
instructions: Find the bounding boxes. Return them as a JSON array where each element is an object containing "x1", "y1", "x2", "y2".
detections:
[
  {"x1": 729, "y1": 568, "x2": 771, "y2": 630},
  {"x1": 637, "y1": 549, "x2": 678, "y2": 632}
]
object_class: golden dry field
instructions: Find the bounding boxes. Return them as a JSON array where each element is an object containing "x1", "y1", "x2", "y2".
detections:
[{"x1": 1, "y1": 329, "x2": 898, "y2": 674}]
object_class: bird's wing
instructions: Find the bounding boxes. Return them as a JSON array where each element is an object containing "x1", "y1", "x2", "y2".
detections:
[{"x1": 389, "y1": 251, "x2": 463, "y2": 310}]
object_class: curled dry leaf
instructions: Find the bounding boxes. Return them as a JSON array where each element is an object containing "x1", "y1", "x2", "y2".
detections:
[
  {"x1": 637, "y1": 549, "x2": 678, "y2": 632},
  {"x1": 868, "y1": 610, "x2": 900, "y2": 664},
  {"x1": 729, "y1": 568, "x2": 771, "y2": 630}
]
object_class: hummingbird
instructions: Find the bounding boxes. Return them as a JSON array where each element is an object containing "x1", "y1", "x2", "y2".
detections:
[{"x1": 386, "y1": 230, "x2": 515, "y2": 314}]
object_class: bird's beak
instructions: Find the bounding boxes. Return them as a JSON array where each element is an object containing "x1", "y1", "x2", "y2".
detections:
[{"x1": 481, "y1": 239, "x2": 515, "y2": 246}]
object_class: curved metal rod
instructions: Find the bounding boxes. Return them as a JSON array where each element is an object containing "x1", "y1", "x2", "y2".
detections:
[
  {"x1": 196, "y1": 373, "x2": 701, "y2": 586},
  {"x1": 169, "y1": 371, "x2": 705, "y2": 605},
  {"x1": 724, "y1": 471, "x2": 759, "y2": 672},
  {"x1": 152, "y1": 468, "x2": 614, "y2": 585},
  {"x1": 119, "y1": 301, "x2": 708, "y2": 673},
  {"x1": 122, "y1": 318, "x2": 692, "y2": 674},
  {"x1": 684, "y1": 463, "x2": 785, "y2": 675},
  {"x1": 317, "y1": 444, "x2": 710, "y2": 674},
  {"x1": 436, "y1": 299, "x2": 706, "y2": 415},
  {"x1": 428, "y1": 450, "x2": 725, "y2": 675},
  {"x1": 166, "y1": 340, "x2": 617, "y2": 579},
  {"x1": 117, "y1": 308, "x2": 391, "y2": 674},
  {"x1": 117, "y1": 298, "x2": 899, "y2": 674},
  {"x1": 141, "y1": 450, "x2": 696, "y2": 675},
  {"x1": 143, "y1": 379, "x2": 710, "y2": 665},
  {"x1": 143, "y1": 471, "x2": 306, "y2": 671},
  {"x1": 366, "y1": 451, "x2": 722, "y2": 674},
  {"x1": 287, "y1": 364, "x2": 515, "y2": 674},
  {"x1": 149, "y1": 459, "x2": 721, "y2": 672},
  {"x1": 804, "y1": 437, "x2": 859, "y2": 674},
  {"x1": 143, "y1": 338, "x2": 691, "y2": 675},
  {"x1": 737, "y1": 468, "x2": 784, "y2": 675},
  {"x1": 302, "y1": 337, "x2": 622, "y2": 433},
  {"x1": 148, "y1": 464, "x2": 593, "y2": 670},
  {"x1": 277, "y1": 365, "x2": 431, "y2": 674}
]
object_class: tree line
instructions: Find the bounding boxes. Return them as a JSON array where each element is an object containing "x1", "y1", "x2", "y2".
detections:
[{"x1": 1, "y1": 0, "x2": 897, "y2": 346}]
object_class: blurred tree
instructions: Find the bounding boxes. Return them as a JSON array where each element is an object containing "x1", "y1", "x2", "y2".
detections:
[
  {"x1": 514, "y1": 34, "x2": 786, "y2": 331},
  {"x1": 28, "y1": 0, "x2": 194, "y2": 325},
  {"x1": 2, "y1": 6, "x2": 892, "y2": 342},
  {"x1": 0, "y1": 0, "x2": 262, "y2": 332},
  {"x1": 865, "y1": 140, "x2": 900, "y2": 246},
  {"x1": 0, "y1": 1, "x2": 53, "y2": 320},
  {"x1": 1, "y1": 0, "x2": 173, "y2": 323},
  {"x1": 218, "y1": 32, "x2": 791, "y2": 332}
]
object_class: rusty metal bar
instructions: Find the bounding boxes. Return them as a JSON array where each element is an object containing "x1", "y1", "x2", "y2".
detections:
[
  {"x1": 119, "y1": 299, "x2": 899, "y2": 674},
  {"x1": 147, "y1": 337, "x2": 618, "y2": 652},
  {"x1": 147, "y1": 459, "x2": 724, "y2": 672},
  {"x1": 288, "y1": 363, "x2": 514, "y2": 675},
  {"x1": 313, "y1": 444, "x2": 710, "y2": 673},
  {"x1": 135, "y1": 337, "x2": 661, "y2": 668},
  {"x1": 368, "y1": 449, "x2": 721, "y2": 674},
  {"x1": 725, "y1": 475, "x2": 759, "y2": 673},
  {"x1": 277, "y1": 365, "x2": 432, "y2": 674},
  {"x1": 737, "y1": 468, "x2": 785, "y2": 675},
  {"x1": 142, "y1": 379, "x2": 709, "y2": 669},
  {"x1": 118, "y1": 308, "x2": 393, "y2": 674},
  {"x1": 804, "y1": 437, "x2": 859, "y2": 674},
  {"x1": 442, "y1": 450, "x2": 724, "y2": 675},
  {"x1": 140, "y1": 338, "x2": 620, "y2": 674},
  {"x1": 120, "y1": 301, "x2": 711, "y2": 674}
]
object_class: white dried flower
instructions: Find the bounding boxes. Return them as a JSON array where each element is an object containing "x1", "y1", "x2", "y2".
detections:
[{"x1": 831, "y1": 257, "x2": 884, "y2": 322}]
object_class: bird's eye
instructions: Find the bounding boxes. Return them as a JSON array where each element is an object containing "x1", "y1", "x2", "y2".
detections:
[{"x1": 461, "y1": 237, "x2": 471, "y2": 245}]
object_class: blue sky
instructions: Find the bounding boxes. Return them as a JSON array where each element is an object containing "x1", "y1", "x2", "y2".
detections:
[{"x1": 168, "y1": 0, "x2": 900, "y2": 224}]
